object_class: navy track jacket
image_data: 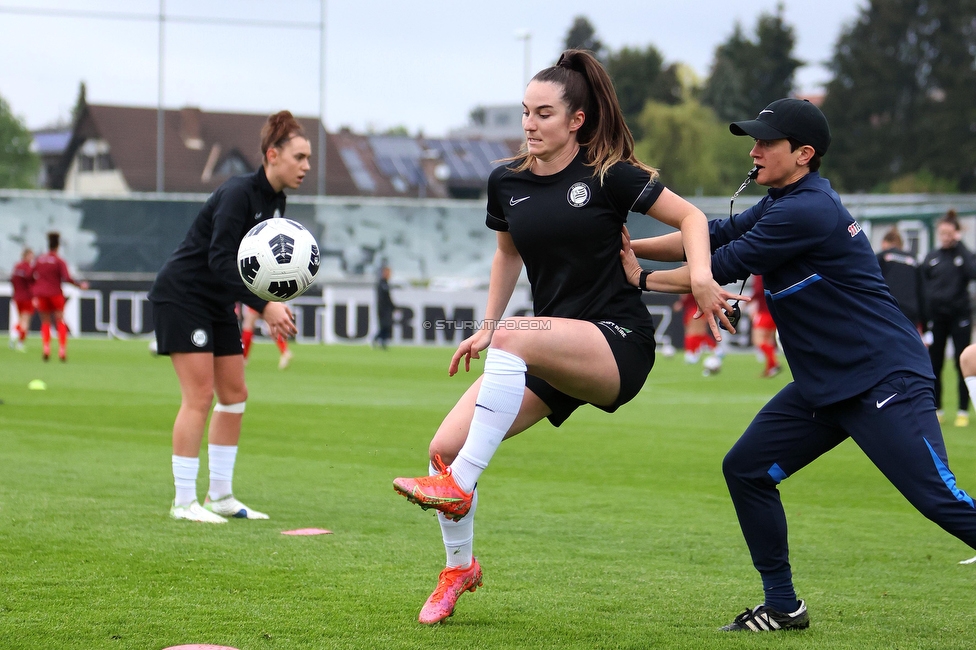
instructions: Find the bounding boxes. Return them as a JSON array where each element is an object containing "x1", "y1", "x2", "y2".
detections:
[{"x1": 708, "y1": 172, "x2": 934, "y2": 408}]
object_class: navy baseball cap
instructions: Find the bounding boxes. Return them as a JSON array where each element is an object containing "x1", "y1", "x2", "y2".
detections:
[{"x1": 730, "y1": 98, "x2": 831, "y2": 156}]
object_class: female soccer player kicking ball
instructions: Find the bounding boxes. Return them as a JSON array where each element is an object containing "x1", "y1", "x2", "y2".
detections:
[{"x1": 392, "y1": 49, "x2": 741, "y2": 625}]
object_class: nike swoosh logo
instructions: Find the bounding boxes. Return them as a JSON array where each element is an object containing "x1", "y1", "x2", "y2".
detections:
[
  {"x1": 509, "y1": 196, "x2": 530, "y2": 206},
  {"x1": 475, "y1": 403, "x2": 495, "y2": 413},
  {"x1": 877, "y1": 394, "x2": 897, "y2": 408},
  {"x1": 759, "y1": 110, "x2": 774, "y2": 115}
]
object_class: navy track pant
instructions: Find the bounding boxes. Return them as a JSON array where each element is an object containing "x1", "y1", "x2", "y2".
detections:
[{"x1": 723, "y1": 373, "x2": 976, "y2": 578}]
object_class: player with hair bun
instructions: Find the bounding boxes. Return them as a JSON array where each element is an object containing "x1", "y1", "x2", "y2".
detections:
[
  {"x1": 149, "y1": 110, "x2": 306, "y2": 523},
  {"x1": 392, "y1": 49, "x2": 741, "y2": 625},
  {"x1": 920, "y1": 210, "x2": 976, "y2": 427}
]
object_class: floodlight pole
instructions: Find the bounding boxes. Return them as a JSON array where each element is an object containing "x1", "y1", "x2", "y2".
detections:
[
  {"x1": 156, "y1": 0, "x2": 165, "y2": 193},
  {"x1": 317, "y1": 0, "x2": 327, "y2": 196},
  {"x1": 516, "y1": 30, "x2": 531, "y2": 89}
]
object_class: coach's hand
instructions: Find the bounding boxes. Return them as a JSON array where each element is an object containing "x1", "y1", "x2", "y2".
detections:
[
  {"x1": 262, "y1": 301, "x2": 297, "y2": 339},
  {"x1": 450, "y1": 329, "x2": 492, "y2": 376}
]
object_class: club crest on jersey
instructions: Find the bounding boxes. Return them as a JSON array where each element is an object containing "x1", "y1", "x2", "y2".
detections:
[
  {"x1": 848, "y1": 221, "x2": 862, "y2": 237},
  {"x1": 567, "y1": 182, "x2": 591, "y2": 208}
]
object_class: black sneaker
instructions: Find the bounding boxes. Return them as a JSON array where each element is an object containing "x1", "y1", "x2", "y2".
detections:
[{"x1": 720, "y1": 600, "x2": 809, "y2": 631}]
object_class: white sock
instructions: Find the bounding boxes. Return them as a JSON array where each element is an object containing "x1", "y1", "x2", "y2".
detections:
[
  {"x1": 207, "y1": 444, "x2": 238, "y2": 500},
  {"x1": 450, "y1": 348, "x2": 526, "y2": 492},
  {"x1": 172, "y1": 455, "x2": 199, "y2": 506},
  {"x1": 432, "y1": 460, "x2": 478, "y2": 569},
  {"x1": 965, "y1": 377, "x2": 976, "y2": 412}
]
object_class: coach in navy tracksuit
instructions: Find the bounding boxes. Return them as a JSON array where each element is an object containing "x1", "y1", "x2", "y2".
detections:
[{"x1": 624, "y1": 98, "x2": 976, "y2": 632}]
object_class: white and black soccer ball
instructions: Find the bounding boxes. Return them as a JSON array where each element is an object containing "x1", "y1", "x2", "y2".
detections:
[
  {"x1": 702, "y1": 354, "x2": 723, "y2": 376},
  {"x1": 237, "y1": 218, "x2": 320, "y2": 302}
]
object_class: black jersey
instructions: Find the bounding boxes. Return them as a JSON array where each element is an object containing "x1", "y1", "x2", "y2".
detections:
[
  {"x1": 921, "y1": 243, "x2": 976, "y2": 318},
  {"x1": 876, "y1": 248, "x2": 925, "y2": 325},
  {"x1": 486, "y1": 149, "x2": 662, "y2": 332},
  {"x1": 149, "y1": 167, "x2": 286, "y2": 313}
]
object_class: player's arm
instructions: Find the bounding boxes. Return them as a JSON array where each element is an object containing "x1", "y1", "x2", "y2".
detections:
[
  {"x1": 643, "y1": 188, "x2": 731, "y2": 340},
  {"x1": 449, "y1": 232, "x2": 523, "y2": 376},
  {"x1": 960, "y1": 243, "x2": 976, "y2": 281},
  {"x1": 630, "y1": 231, "x2": 685, "y2": 262},
  {"x1": 207, "y1": 189, "x2": 270, "y2": 313},
  {"x1": 621, "y1": 227, "x2": 745, "y2": 332},
  {"x1": 59, "y1": 258, "x2": 89, "y2": 290}
]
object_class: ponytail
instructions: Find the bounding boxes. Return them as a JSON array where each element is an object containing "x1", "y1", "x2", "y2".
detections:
[
  {"x1": 509, "y1": 49, "x2": 656, "y2": 184},
  {"x1": 260, "y1": 110, "x2": 306, "y2": 163}
]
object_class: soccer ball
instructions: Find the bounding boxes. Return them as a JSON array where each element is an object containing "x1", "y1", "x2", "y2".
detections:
[
  {"x1": 702, "y1": 354, "x2": 723, "y2": 376},
  {"x1": 237, "y1": 218, "x2": 320, "y2": 302}
]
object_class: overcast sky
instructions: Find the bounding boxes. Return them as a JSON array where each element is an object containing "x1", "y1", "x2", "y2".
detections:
[{"x1": 0, "y1": 0, "x2": 866, "y2": 136}]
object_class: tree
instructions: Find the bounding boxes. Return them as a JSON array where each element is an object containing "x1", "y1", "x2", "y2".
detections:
[
  {"x1": 71, "y1": 81, "x2": 87, "y2": 126},
  {"x1": 635, "y1": 100, "x2": 751, "y2": 197},
  {"x1": 605, "y1": 46, "x2": 684, "y2": 138},
  {"x1": 0, "y1": 95, "x2": 40, "y2": 189},
  {"x1": 821, "y1": 0, "x2": 976, "y2": 192},
  {"x1": 562, "y1": 15, "x2": 606, "y2": 60},
  {"x1": 701, "y1": 5, "x2": 802, "y2": 123}
]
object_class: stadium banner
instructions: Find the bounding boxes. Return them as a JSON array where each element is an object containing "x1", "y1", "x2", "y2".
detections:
[{"x1": 0, "y1": 282, "x2": 688, "y2": 347}]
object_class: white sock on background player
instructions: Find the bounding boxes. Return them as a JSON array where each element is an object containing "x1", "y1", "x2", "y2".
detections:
[
  {"x1": 450, "y1": 348, "x2": 526, "y2": 493},
  {"x1": 172, "y1": 455, "x2": 199, "y2": 506},
  {"x1": 965, "y1": 377, "x2": 976, "y2": 412},
  {"x1": 207, "y1": 444, "x2": 238, "y2": 500}
]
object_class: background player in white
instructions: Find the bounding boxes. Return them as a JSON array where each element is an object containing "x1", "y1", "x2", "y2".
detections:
[
  {"x1": 393, "y1": 49, "x2": 742, "y2": 625},
  {"x1": 148, "y1": 111, "x2": 303, "y2": 523}
]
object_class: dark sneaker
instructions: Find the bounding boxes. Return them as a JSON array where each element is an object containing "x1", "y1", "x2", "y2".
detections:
[{"x1": 721, "y1": 600, "x2": 809, "y2": 632}]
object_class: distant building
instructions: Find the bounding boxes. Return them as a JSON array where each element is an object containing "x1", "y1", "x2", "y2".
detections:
[
  {"x1": 30, "y1": 126, "x2": 72, "y2": 189},
  {"x1": 450, "y1": 104, "x2": 525, "y2": 142},
  {"x1": 37, "y1": 102, "x2": 520, "y2": 199},
  {"x1": 51, "y1": 104, "x2": 358, "y2": 196}
]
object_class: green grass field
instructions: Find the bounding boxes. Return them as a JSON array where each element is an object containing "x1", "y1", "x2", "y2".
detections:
[{"x1": 1, "y1": 339, "x2": 975, "y2": 649}]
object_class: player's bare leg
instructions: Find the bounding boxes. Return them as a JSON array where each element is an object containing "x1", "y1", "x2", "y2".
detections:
[
  {"x1": 169, "y1": 352, "x2": 226, "y2": 523},
  {"x1": 203, "y1": 354, "x2": 267, "y2": 519}
]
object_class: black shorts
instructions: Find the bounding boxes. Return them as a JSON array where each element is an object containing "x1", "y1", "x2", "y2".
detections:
[
  {"x1": 526, "y1": 319, "x2": 656, "y2": 427},
  {"x1": 151, "y1": 300, "x2": 242, "y2": 357}
]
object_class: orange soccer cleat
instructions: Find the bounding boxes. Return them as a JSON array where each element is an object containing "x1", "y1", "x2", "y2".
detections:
[
  {"x1": 418, "y1": 559, "x2": 483, "y2": 625},
  {"x1": 393, "y1": 455, "x2": 474, "y2": 521}
]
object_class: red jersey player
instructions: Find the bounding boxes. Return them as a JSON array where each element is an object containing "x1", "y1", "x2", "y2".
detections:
[
  {"x1": 674, "y1": 292, "x2": 717, "y2": 364},
  {"x1": 750, "y1": 275, "x2": 781, "y2": 377},
  {"x1": 32, "y1": 232, "x2": 89, "y2": 361},
  {"x1": 10, "y1": 247, "x2": 35, "y2": 351}
]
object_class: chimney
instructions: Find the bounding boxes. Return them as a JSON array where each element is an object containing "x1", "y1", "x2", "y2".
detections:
[{"x1": 179, "y1": 107, "x2": 204, "y2": 150}]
